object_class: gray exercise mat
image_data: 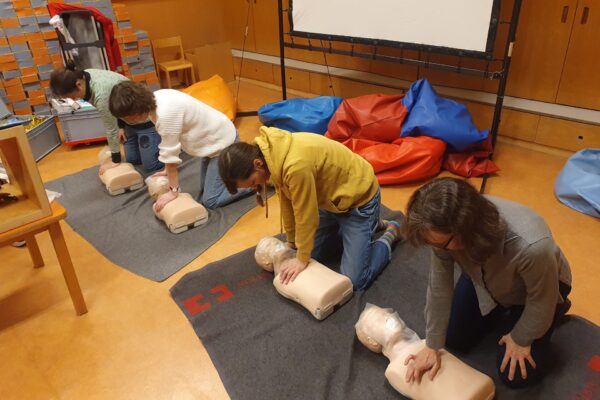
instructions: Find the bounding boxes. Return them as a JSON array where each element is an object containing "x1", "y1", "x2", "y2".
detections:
[
  {"x1": 170, "y1": 209, "x2": 600, "y2": 400},
  {"x1": 46, "y1": 156, "x2": 258, "y2": 281}
]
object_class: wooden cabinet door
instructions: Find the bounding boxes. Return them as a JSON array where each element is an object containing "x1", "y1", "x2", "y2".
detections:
[
  {"x1": 506, "y1": 0, "x2": 577, "y2": 102},
  {"x1": 556, "y1": 0, "x2": 600, "y2": 109}
]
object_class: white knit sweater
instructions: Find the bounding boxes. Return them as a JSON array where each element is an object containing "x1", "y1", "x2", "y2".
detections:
[{"x1": 152, "y1": 89, "x2": 236, "y2": 164}]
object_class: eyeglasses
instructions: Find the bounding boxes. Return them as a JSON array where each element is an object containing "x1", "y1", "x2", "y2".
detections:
[{"x1": 427, "y1": 234, "x2": 455, "y2": 250}]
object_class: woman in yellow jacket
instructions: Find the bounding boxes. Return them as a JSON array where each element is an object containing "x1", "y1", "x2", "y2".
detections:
[{"x1": 219, "y1": 127, "x2": 402, "y2": 290}]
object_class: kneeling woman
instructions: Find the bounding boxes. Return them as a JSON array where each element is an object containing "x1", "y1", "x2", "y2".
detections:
[
  {"x1": 109, "y1": 81, "x2": 250, "y2": 210},
  {"x1": 403, "y1": 177, "x2": 572, "y2": 389},
  {"x1": 218, "y1": 126, "x2": 402, "y2": 290},
  {"x1": 50, "y1": 63, "x2": 163, "y2": 173}
]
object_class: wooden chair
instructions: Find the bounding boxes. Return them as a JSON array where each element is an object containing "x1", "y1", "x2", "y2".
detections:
[
  {"x1": 152, "y1": 36, "x2": 196, "y2": 89},
  {"x1": 0, "y1": 202, "x2": 88, "y2": 315}
]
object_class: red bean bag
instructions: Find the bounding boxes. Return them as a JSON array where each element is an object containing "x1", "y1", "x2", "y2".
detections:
[
  {"x1": 443, "y1": 135, "x2": 500, "y2": 178},
  {"x1": 326, "y1": 94, "x2": 445, "y2": 185},
  {"x1": 350, "y1": 137, "x2": 446, "y2": 185},
  {"x1": 326, "y1": 94, "x2": 407, "y2": 142}
]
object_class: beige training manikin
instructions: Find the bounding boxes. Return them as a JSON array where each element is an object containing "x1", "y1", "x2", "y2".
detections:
[{"x1": 254, "y1": 236, "x2": 353, "y2": 320}]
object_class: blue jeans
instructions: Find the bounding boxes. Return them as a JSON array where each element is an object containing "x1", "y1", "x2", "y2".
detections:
[
  {"x1": 123, "y1": 124, "x2": 164, "y2": 172},
  {"x1": 311, "y1": 189, "x2": 390, "y2": 290},
  {"x1": 198, "y1": 134, "x2": 252, "y2": 209}
]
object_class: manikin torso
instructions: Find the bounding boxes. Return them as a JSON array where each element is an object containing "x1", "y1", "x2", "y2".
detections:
[
  {"x1": 145, "y1": 175, "x2": 208, "y2": 233},
  {"x1": 355, "y1": 304, "x2": 495, "y2": 400},
  {"x1": 98, "y1": 147, "x2": 143, "y2": 195},
  {"x1": 254, "y1": 237, "x2": 353, "y2": 320}
]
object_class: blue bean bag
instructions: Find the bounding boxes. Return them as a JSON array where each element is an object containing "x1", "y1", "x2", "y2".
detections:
[
  {"x1": 400, "y1": 79, "x2": 488, "y2": 152},
  {"x1": 258, "y1": 96, "x2": 343, "y2": 134},
  {"x1": 555, "y1": 148, "x2": 600, "y2": 218}
]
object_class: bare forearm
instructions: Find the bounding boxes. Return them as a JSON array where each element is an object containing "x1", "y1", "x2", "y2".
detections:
[{"x1": 165, "y1": 163, "x2": 179, "y2": 189}]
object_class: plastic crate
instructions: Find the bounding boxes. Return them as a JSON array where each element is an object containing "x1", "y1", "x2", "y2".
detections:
[
  {"x1": 25, "y1": 117, "x2": 61, "y2": 161},
  {"x1": 59, "y1": 108, "x2": 106, "y2": 146}
]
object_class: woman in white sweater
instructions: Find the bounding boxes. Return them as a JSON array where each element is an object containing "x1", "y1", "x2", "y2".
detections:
[{"x1": 109, "y1": 81, "x2": 250, "y2": 210}]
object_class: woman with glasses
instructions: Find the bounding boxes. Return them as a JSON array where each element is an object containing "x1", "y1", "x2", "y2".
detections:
[{"x1": 402, "y1": 177, "x2": 572, "y2": 389}]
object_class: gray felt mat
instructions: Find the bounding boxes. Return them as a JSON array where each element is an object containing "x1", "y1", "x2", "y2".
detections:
[
  {"x1": 46, "y1": 156, "x2": 258, "y2": 281},
  {"x1": 170, "y1": 209, "x2": 600, "y2": 400}
]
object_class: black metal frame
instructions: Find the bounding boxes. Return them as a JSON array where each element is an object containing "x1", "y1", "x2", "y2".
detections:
[{"x1": 277, "y1": 0, "x2": 523, "y2": 193}]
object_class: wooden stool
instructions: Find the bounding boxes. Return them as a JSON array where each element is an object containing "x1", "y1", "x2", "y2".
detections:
[{"x1": 0, "y1": 201, "x2": 87, "y2": 315}]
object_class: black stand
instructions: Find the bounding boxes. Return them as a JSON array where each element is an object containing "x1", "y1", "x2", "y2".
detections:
[{"x1": 277, "y1": 0, "x2": 523, "y2": 193}]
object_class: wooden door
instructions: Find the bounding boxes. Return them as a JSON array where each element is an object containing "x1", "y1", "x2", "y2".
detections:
[
  {"x1": 506, "y1": 0, "x2": 577, "y2": 102},
  {"x1": 556, "y1": 0, "x2": 600, "y2": 109}
]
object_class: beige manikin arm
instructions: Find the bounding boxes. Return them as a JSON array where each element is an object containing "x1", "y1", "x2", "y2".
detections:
[
  {"x1": 255, "y1": 237, "x2": 353, "y2": 320},
  {"x1": 355, "y1": 304, "x2": 495, "y2": 400}
]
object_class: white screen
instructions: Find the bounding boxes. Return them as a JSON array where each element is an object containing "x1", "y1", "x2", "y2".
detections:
[{"x1": 291, "y1": 0, "x2": 496, "y2": 53}]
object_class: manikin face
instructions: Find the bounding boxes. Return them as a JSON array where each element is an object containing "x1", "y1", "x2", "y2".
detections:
[
  {"x1": 236, "y1": 159, "x2": 270, "y2": 193},
  {"x1": 422, "y1": 229, "x2": 463, "y2": 251},
  {"x1": 65, "y1": 79, "x2": 86, "y2": 100}
]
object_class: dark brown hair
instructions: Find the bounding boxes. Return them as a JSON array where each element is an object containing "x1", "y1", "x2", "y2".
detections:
[
  {"x1": 218, "y1": 142, "x2": 265, "y2": 194},
  {"x1": 109, "y1": 81, "x2": 156, "y2": 118},
  {"x1": 404, "y1": 177, "x2": 506, "y2": 263},
  {"x1": 50, "y1": 60, "x2": 84, "y2": 98}
]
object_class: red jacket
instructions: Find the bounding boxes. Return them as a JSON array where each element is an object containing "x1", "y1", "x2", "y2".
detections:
[{"x1": 47, "y1": 3, "x2": 122, "y2": 71}]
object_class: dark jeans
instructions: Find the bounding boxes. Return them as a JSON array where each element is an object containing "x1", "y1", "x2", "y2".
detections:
[
  {"x1": 123, "y1": 124, "x2": 164, "y2": 172},
  {"x1": 445, "y1": 273, "x2": 571, "y2": 389}
]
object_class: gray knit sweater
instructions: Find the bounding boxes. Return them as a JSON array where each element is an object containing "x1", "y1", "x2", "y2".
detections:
[{"x1": 425, "y1": 196, "x2": 572, "y2": 349}]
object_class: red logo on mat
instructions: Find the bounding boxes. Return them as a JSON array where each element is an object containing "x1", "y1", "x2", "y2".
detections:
[
  {"x1": 574, "y1": 356, "x2": 600, "y2": 400},
  {"x1": 589, "y1": 355, "x2": 600, "y2": 373},
  {"x1": 183, "y1": 294, "x2": 211, "y2": 316},
  {"x1": 181, "y1": 271, "x2": 271, "y2": 316},
  {"x1": 210, "y1": 284, "x2": 234, "y2": 302}
]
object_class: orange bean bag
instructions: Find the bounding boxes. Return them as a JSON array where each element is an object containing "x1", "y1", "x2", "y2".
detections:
[{"x1": 182, "y1": 75, "x2": 236, "y2": 120}]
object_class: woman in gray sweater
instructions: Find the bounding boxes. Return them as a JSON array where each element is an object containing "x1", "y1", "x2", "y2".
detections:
[
  {"x1": 50, "y1": 63, "x2": 163, "y2": 173},
  {"x1": 403, "y1": 177, "x2": 572, "y2": 389}
]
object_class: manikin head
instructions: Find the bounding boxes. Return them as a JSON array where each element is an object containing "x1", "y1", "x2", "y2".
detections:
[
  {"x1": 145, "y1": 175, "x2": 170, "y2": 201},
  {"x1": 98, "y1": 146, "x2": 112, "y2": 165},
  {"x1": 355, "y1": 304, "x2": 419, "y2": 354},
  {"x1": 254, "y1": 236, "x2": 295, "y2": 274}
]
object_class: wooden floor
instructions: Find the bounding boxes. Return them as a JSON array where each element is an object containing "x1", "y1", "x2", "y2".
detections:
[{"x1": 1, "y1": 81, "x2": 599, "y2": 399}]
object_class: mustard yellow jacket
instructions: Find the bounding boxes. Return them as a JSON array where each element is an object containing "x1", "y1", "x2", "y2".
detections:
[{"x1": 255, "y1": 127, "x2": 379, "y2": 262}]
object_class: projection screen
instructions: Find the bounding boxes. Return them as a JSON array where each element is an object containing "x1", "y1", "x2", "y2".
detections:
[{"x1": 290, "y1": 0, "x2": 500, "y2": 58}]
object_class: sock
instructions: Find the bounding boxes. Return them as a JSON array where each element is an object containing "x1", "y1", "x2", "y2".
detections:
[
  {"x1": 378, "y1": 220, "x2": 402, "y2": 247},
  {"x1": 376, "y1": 218, "x2": 389, "y2": 231}
]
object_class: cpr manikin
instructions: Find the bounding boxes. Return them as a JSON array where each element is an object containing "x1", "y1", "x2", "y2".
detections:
[
  {"x1": 98, "y1": 147, "x2": 143, "y2": 195},
  {"x1": 254, "y1": 236, "x2": 353, "y2": 320},
  {"x1": 355, "y1": 304, "x2": 495, "y2": 400},
  {"x1": 145, "y1": 175, "x2": 208, "y2": 234}
]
